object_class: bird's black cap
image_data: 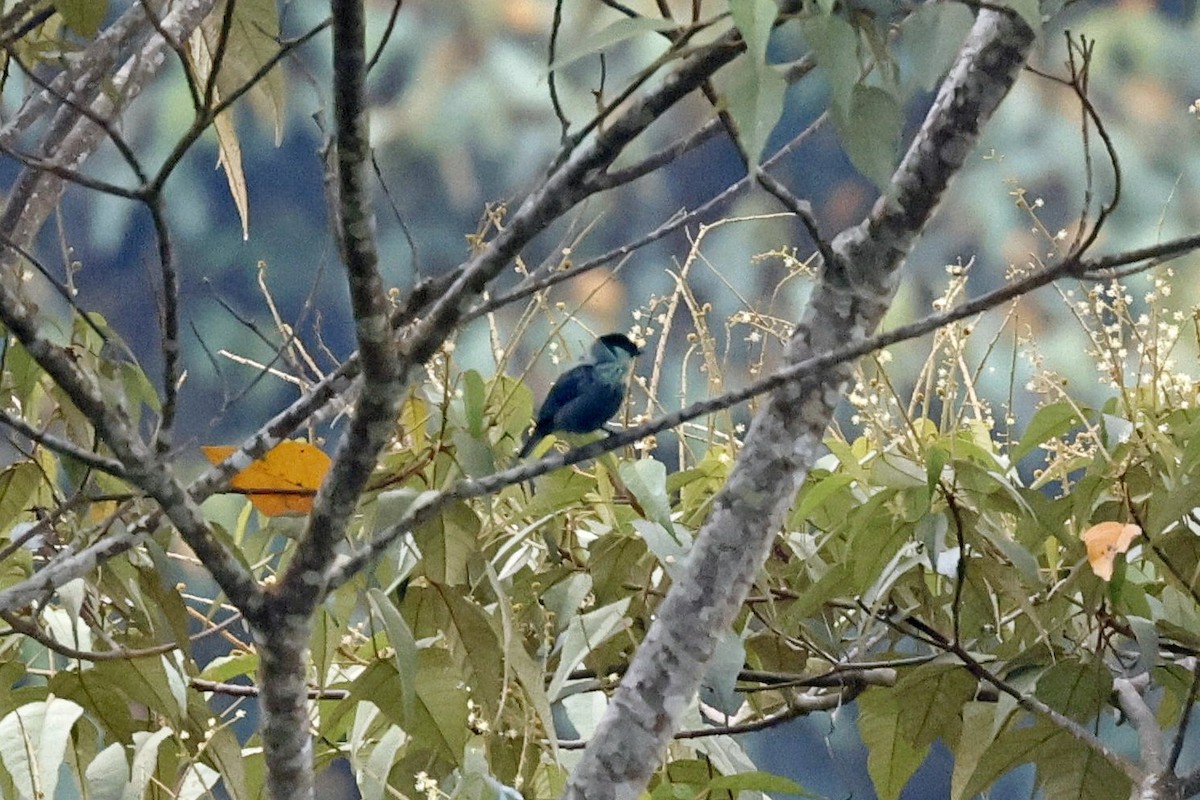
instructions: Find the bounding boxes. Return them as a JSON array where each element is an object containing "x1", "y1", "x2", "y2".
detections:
[{"x1": 598, "y1": 333, "x2": 641, "y2": 356}]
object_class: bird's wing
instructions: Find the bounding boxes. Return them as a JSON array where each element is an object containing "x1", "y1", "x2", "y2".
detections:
[
  {"x1": 536, "y1": 364, "x2": 592, "y2": 428},
  {"x1": 552, "y1": 373, "x2": 624, "y2": 434}
]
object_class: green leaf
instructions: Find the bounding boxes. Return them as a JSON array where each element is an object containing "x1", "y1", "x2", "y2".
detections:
[
  {"x1": 549, "y1": 16, "x2": 676, "y2": 72},
  {"x1": 198, "y1": 652, "x2": 259, "y2": 684},
  {"x1": 457, "y1": 737, "x2": 525, "y2": 800},
  {"x1": 433, "y1": 584, "x2": 505, "y2": 709},
  {"x1": 85, "y1": 743, "x2": 129, "y2": 800},
  {"x1": 367, "y1": 588, "x2": 418, "y2": 718},
  {"x1": 53, "y1": 0, "x2": 107, "y2": 37},
  {"x1": 357, "y1": 724, "x2": 407, "y2": 800},
  {"x1": 413, "y1": 499, "x2": 479, "y2": 585},
  {"x1": 1003, "y1": 0, "x2": 1043, "y2": 35},
  {"x1": 800, "y1": 14, "x2": 859, "y2": 114},
  {"x1": 0, "y1": 463, "x2": 42, "y2": 534},
  {"x1": 949, "y1": 702, "x2": 996, "y2": 800},
  {"x1": 925, "y1": 445, "x2": 947, "y2": 496},
  {"x1": 199, "y1": 722, "x2": 250, "y2": 800},
  {"x1": 723, "y1": 57, "x2": 787, "y2": 172},
  {"x1": 732, "y1": 0, "x2": 775, "y2": 61},
  {"x1": 589, "y1": 534, "x2": 647, "y2": 606},
  {"x1": 957, "y1": 720, "x2": 1056, "y2": 799},
  {"x1": 794, "y1": 472, "x2": 854, "y2": 520},
  {"x1": 857, "y1": 689, "x2": 929, "y2": 800},
  {"x1": 1035, "y1": 729, "x2": 1129, "y2": 800},
  {"x1": 975, "y1": 516, "x2": 1041, "y2": 584},
  {"x1": 0, "y1": 696, "x2": 84, "y2": 800},
  {"x1": 1126, "y1": 617, "x2": 1160, "y2": 684},
  {"x1": 198, "y1": 0, "x2": 286, "y2": 139},
  {"x1": 871, "y1": 452, "x2": 927, "y2": 490},
  {"x1": 699, "y1": 632, "x2": 744, "y2": 717},
  {"x1": 916, "y1": 512, "x2": 948, "y2": 572},
  {"x1": 1012, "y1": 401, "x2": 1083, "y2": 462},
  {"x1": 894, "y1": 662, "x2": 976, "y2": 749},
  {"x1": 1145, "y1": 476, "x2": 1200, "y2": 538},
  {"x1": 463, "y1": 370, "x2": 487, "y2": 437},
  {"x1": 620, "y1": 458, "x2": 675, "y2": 534},
  {"x1": 483, "y1": 564, "x2": 557, "y2": 758},
  {"x1": 541, "y1": 573, "x2": 593, "y2": 637},
  {"x1": 411, "y1": 649, "x2": 471, "y2": 762},
  {"x1": 547, "y1": 598, "x2": 631, "y2": 701},
  {"x1": 728, "y1": 0, "x2": 785, "y2": 168},
  {"x1": 707, "y1": 771, "x2": 816, "y2": 797},
  {"x1": 633, "y1": 520, "x2": 689, "y2": 580},
  {"x1": 128, "y1": 728, "x2": 174, "y2": 800},
  {"x1": 900, "y1": 5, "x2": 975, "y2": 92},
  {"x1": 852, "y1": 503, "x2": 910, "y2": 589},
  {"x1": 1034, "y1": 659, "x2": 1111, "y2": 721},
  {"x1": 98, "y1": 656, "x2": 187, "y2": 727},
  {"x1": 835, "y1": 84, "x2": 902, "y2": 189}
]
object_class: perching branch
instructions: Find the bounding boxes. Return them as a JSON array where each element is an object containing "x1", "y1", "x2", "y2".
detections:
[
  {"x1": 564, "y1": 11, "x2": 1037, "y2": 799},
  {"x1": 324, "y1": 226, "x2": 1200, "y2": 593}
]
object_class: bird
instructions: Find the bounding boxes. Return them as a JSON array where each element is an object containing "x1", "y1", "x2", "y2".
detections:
[{"x1": 517, "y1": 333, "x2": 642, "y2": 459}]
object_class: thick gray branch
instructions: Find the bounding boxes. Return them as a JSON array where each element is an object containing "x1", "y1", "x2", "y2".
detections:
[
  {"x1": 0, "y1": 0, "x2": 260, "y2": 616},
  {"x1": 256, "y1": 2, "x2": 402, "y2": 798},
  {"x1": 563, "y1": 11, "x2": 1037, "y2": 800}
]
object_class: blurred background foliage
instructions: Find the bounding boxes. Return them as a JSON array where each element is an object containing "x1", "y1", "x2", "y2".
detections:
[
  {"x1": 3, "y1": 0, "x2": 1199, "y2": 459},
  {"x1": 4, "y1": 1, "x2": 1200, "y2": 798}
]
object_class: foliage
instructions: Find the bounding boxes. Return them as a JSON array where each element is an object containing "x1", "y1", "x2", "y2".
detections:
[
  {"x1": 1, "y1": 220, "x2": 1198, "y2": 799},
  {"x1": 2, "y1": 0, "x2": 1200, "y2": 799}
]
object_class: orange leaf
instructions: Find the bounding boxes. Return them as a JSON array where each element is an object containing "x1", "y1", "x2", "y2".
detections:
[
  {"x1": 202, "y1": 440, "x2": 330, "y2": 517},
  {"x1": 1080, "y1": 521, "x2": 1141, "y2": 581}
]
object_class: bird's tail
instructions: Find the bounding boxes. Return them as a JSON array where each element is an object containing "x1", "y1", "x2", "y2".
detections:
[{"x1": 516, "y1": 432, "x2": 538, "y2": 460}]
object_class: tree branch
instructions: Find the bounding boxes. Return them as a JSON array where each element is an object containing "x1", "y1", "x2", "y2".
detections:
[{"x1": 563, "y1": 11, "x2": 1038, "y2": 800}]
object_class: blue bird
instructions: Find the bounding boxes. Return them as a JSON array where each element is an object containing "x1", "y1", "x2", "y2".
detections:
[{"x1": 517, "y1": 333, "x2": 642, "y2": 459}]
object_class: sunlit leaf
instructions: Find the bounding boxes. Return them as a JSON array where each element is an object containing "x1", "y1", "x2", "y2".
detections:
[
  {"x1": 128, "y1": 728, "x2": 174, "y2": 800},
  {"x1": 949, "y1": 702, "x2": 996, "y2": 800},
  {"x1": 0, "y1": 696, "x2": 84, "y2": 800},
  {"x1": 85, "y1": 743, "x2": 128, "y2": 800},
  {"x1": 196, "y1": 0, "x2": 286, "y2": 139},
  {"x1": 213, "y1": 109, "x2": 250, "y2": 240},
  {"x1": 202, "y1": 440, "x2": 330, "y2": 517},
  {"x1": 620, "y1": 458, "x2": 675, "y2": 533},
  {"x1": 1080, "y1": 521, "x2": 1140, "y2": 581}
]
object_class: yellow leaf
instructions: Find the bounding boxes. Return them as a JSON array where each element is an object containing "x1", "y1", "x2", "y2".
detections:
[
  {"x1": 1080, "y1": 521, "x2": 1141, "y2": 581},
  {"x1": 202, "y1": 441, "x2": 330, "y2": 517}
]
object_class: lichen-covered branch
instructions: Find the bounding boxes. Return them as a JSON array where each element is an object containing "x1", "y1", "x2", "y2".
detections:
[
  {"x1": 563, "y1": 11, "x2": 1038, "y2": 800},
  {"x1": 253, "y1": 1, "x2": 403, "y2": 797}
]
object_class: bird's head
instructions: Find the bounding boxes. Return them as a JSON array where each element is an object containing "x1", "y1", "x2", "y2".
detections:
[{"x1": 592, "y1": 333, "x2": 642, "y2": 364}]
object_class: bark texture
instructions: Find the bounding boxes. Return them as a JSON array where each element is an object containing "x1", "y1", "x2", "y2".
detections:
[{"x1": 563, "y1": 11, "x2": 1037, "y2": 800}]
